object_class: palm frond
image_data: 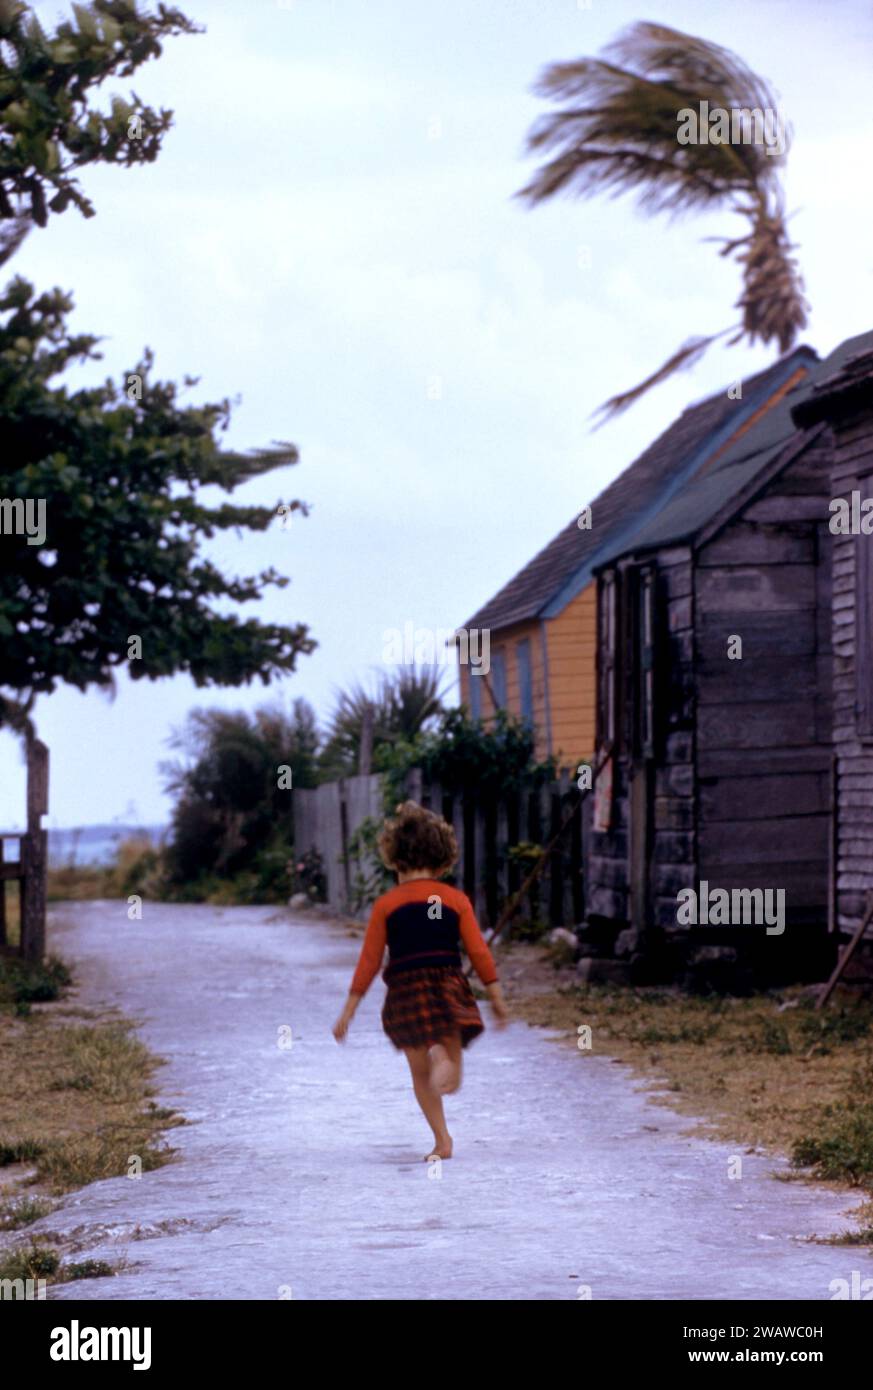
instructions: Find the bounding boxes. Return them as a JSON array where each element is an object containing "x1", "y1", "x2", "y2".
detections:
[
  {"x1": 519, "y1": 21, "x2": 806, "y2": 418},
  {"x1": 591, "y1": 331, "x2": 729, "y2": 426}
]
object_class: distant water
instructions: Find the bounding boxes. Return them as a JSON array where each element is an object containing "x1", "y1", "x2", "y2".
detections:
[{"x1": 0, "y1": 825, "x2": 168, "y2": 869}]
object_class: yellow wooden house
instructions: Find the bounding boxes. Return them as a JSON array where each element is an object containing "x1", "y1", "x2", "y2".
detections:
[{"x1": 457, "y1": 350, "x2": 816, "y2": 766}]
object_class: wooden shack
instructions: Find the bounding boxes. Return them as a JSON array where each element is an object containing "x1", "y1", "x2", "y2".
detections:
[
  {"x1": 457, "y1": 351, "x2": 818, "y2": 765},
  {"x1": 793, "y1": 342, "x2": 873, "y2": 979},
  {"x1": 583, "y1": 329, "x2": 873, "y2": 988}
]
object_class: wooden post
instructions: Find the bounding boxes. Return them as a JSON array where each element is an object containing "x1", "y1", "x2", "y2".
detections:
[
  {"x1": 473, "y1": 796, "x2": 487, "y2": 926},
  {"x1": 0, "y1": 839, "x2": 6, "y2": 948},
  {"x1": 451, "y1": 794, "x2": 465, "y2": 889},
  {"x1": 338, "y1": 780, "x2": 351, "y2": 914},
  {"x1": 816, "y1": 892, "x2": 873, "y2": 1009},
  {"x1": 358, "y1": 705, "x2": 374, "y2": 777},
  {"x1": 539, "y1": 783, "x2": 553, "y2": 922},
  {"x1": 496, "y1": 793, "x2": 509, "y2": 916},
  {"x1": 22, "y1": 739, "x2": 48, "y2": 961},
  {"x1": 828, "y1": 752, "x2": 838, "y2": 936},
  {"x1": 526, "y1": 786, "x2": 541, "y2": 924},
  {"x1": 571, "y1": 788, "x2": 585, "y2": 923},
  {"x1": 559, "y1": 768, "x2": 574, "y2": 927}
]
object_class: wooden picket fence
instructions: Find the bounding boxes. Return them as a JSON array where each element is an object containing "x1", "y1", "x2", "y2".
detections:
[{"x1": 403, "y1": 767, "x2": 586, "y2": 932}]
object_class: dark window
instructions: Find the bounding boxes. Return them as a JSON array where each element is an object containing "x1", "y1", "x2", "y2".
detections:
[
  {"x1": 469, "y1": 668, "x2": 482, "y2": 721},
  {"x1": 598, "y1": 572, "x2": 618, "y2": 745},
  {"x1": 637, "y1": 567, "x2": 656, "y2": 758},
  {"x1": 491, "y1": 648, "x2": 507, "y2": 709},
  {"x1": 516, "y1": 639, "x2": 533, "y2": 725}
]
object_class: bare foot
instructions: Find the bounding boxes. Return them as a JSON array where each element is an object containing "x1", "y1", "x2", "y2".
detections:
[{"x1": 424, "y1": 1136, "x2": 453, "y2": 1161}]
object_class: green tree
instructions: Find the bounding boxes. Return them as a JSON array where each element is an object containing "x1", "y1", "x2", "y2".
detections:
[
  {"x1": 0, "y1": 0, "x2": 199, "y2": 228},
  {"x1": 519, "y1": 21, "x2": 807, "y2": 420},
  {"x1": 161, "y1": 698, "x2": 320, "y2": 891},
  {"x1": 0, "y1": 284, "x2": 314, "y2": 733},
  {"x1": 0, "y1": 2, "x2": 314, "y2": 735}
]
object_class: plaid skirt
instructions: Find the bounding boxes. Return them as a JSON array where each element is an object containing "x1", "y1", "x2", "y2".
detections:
[{"x1": 381, "y1": 964, "x2": 485, "y2": 1051}]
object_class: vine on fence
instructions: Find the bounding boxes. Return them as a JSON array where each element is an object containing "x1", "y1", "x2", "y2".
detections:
[{"x1": 343, "y1": 817, "x2": 394, "y2": 915}]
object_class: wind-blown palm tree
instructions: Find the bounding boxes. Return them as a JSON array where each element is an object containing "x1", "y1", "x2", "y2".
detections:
[
  {"x1": 319, "y1": 666, "x2": 447, "y2": 779},
  {"x1": 518, "y1": 21, "x2": 808, "y2": 421}
]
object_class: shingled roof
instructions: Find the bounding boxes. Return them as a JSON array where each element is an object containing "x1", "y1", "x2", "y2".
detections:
[
  {"x1": 461, "y1": 347, "x2": 818, "y2": 633},
  {"x1": 593, "y1": 327, "x2": 873, "y2": 564},
  {"x1": 792, "y1": 341, "x2": 873, "y2": 429}
]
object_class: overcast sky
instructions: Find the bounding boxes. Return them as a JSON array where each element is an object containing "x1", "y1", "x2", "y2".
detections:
[{"x1": 2, "y1": 0, "x2": 872, "y2": 829}]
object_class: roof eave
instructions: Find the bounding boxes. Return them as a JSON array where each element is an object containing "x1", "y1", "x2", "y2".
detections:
[{"x1": 540, "y1": 349, "x2": 816, "y2": 609}]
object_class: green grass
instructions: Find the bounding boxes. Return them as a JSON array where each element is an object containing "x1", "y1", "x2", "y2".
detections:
[
  {"x1": 0, "y1": 1242, "x2": 118, "y2": 1288},
  {"x1": 0, "y1": 1242, "x2": 59, "y2": 1282},
  {"x1": 0, "y1": 955, "x2": 72, "y2": 1015},
  {"x1": 793, "y1": 1104, "x2": 873, "y2": 1186},
  {"x1": 0, "y1": 1138, "x2": 44, "y2": 1166},
  {"x1": 66, "y1": 1258, "x2": 116, "y2": 1280},
  {"x1": 0, "y1": 1196, "x2": 54, "y2": 1231}
]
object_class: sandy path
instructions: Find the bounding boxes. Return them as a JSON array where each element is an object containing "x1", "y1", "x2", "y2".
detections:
[{"x1": 34, "y1": 901, "x2": 873, "y2": 1301}]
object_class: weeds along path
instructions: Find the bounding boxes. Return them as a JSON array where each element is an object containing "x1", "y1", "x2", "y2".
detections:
[{"x1": 36, "y1": 901, "x2": 873, "y2": 1301}]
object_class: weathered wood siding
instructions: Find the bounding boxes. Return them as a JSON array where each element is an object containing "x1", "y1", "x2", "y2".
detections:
[
  {"x1": 586, "y1": 547, "x2": 697, "y2": 932},
  {"x1": 588, "y1": 438, "x2": 835, "y2": 963},
  {"x1": 586, "y1": 756, "x2": 630, "y2": 926},
  {"x1": 293, "y1": 773, "x2": 383, "y2": 914},
  {"x1": 652, "y1": 548, "x2": 697, "y2": 927},
  {"x1": 695, "y1": 437, "x2": 834, "y2": 933},
  {"x1": 828, "y1": 408, "x2": 873, "y2": 932}
]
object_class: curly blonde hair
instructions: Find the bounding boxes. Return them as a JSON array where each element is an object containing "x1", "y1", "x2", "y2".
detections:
[{"x1": 377, "y1": 800, "x2": 458, "y2": 876}]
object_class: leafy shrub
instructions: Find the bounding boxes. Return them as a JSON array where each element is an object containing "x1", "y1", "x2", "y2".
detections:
[
  {"x1": 161, "y1": 700, "x2": 319, "y2": 890},
  {"x1": 341, "y1": 819, "x2": 392, "y2": 914},
  {"x1": 793, "y1": 1104, "x2": 873, "y2": 1185},
  {"x1": 0, "y1": 956, "x2": 71, "y2": 1012},
  {"x1": 377, "y1": 708, "x2": 555, "y2": 805},
  {"x1": 797, "y1": 1005, "x2": 873, "y2": 1054},
  {"x1": 0, "y1": 1244, "x2": 59, "y2": 1283},
  {"x1": 108, "y1": 836, "x2": 165, "y2": 899},
  {"x1": 291, "y1": 847, "x2": 328, "y2": 904}
]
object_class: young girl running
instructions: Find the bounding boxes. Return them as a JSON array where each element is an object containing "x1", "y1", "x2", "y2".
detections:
[{"x1": 333, "y1": 801, "x2": 509, "y2": 1160}]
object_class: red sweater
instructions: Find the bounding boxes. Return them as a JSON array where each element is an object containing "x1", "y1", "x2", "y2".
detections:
[{"x1": 350, "y1": 879, "x2": 498, "y2": 997}]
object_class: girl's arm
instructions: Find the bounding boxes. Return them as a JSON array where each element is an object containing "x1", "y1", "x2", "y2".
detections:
[
  {"x1": 333, "y1": 902, "x2": 387, "y2": 1041},
  {"x1": 458, "y1": 895, "x2": 498, "y2": 984},
  {"x1": 458, "y1": 896, "x2": 509, "y2": 1024}
]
